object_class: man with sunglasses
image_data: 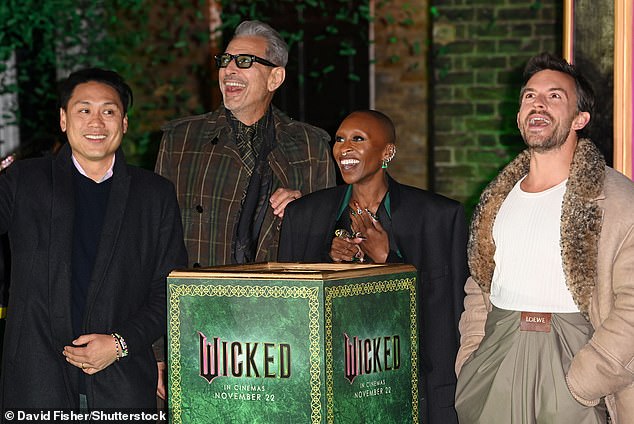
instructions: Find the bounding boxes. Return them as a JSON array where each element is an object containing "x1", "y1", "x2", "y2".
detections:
[{"x1": 156, "y1": 20, "x2": 335, "y2": 268}]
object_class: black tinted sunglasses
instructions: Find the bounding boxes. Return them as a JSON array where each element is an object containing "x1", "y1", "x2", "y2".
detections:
[{"x1": 214, "y1": 53, "x2": 278, "y2": 69}]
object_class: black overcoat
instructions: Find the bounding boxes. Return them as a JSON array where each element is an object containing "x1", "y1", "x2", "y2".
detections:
[
  {"x1": 0, "y1": 143, "x2": 187, "y2": 410},
  {"x1": 279, "y1": 176, "x2": 469, "y2": 424}
]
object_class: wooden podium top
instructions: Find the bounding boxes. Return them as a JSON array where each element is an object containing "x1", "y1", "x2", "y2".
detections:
[{"x1": 169, "y1": 262, "x2": 417, "y2": 281}]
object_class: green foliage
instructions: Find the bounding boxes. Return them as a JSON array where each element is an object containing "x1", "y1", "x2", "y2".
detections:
[
  {"x1": 1, "y1": 0, "x2": 210, "y2": 167},
  {"x1": 219, "y1": 0, "x2": 374, "y2": 82},
  {"x1": 1, "y1": 0, "x2": 107, "y2": 154},
  {"x1": 1, "y1": 0, "x2": 419, "y2": 167}
]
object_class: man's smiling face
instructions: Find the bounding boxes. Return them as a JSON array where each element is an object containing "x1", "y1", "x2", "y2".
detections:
[
  {"x1": 218, "y1": 36, "x2": 284, "y2": 125},
  {"x1": 60, "y1": 81, "x2": 127, "y2": 171},
  {"x1": 517, "y1": 69, "x2": 586, "y2": 153}
]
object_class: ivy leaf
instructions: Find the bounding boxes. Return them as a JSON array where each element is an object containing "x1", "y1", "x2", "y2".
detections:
[
  {"x1": 322, "y1": 65, "x2": 335, "y2": 74},
  {"x1": 339, "y1": 41, "x2": 356, "y2": 56},
  {"x1": 335, "y1": 8, "x2": 347, "y2": 20},
  {"x1": 411, "y1": 40, "x2": 421, "y2": 55}
]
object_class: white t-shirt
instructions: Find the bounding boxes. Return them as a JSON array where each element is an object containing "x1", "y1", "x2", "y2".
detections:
[{"x1": 489, "y1": 177, "x2": 579, "y2": 313}]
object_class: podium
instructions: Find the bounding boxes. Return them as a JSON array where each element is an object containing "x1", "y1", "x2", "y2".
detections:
[{"x1": 167, "y1": 262, "x2": 419, "y2": 423}]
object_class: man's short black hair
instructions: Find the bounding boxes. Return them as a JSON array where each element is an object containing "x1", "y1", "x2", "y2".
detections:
[{"x1": 58, "y1": 68, "x2": 133, "y2": 114}]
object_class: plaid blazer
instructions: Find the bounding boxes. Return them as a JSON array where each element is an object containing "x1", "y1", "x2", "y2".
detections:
[{"x1": 156, "y1": 105, "x2": 336, "y2": 267}]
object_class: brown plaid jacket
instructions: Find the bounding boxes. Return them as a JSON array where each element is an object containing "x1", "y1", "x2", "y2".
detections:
[{"x1": 156, "y1": 106, "x2": 336, "y2": 267}]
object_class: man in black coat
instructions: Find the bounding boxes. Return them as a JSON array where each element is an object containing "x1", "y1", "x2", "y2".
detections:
[{"x1": 0, "y1": 68, "x2": 187, "y2": 413}]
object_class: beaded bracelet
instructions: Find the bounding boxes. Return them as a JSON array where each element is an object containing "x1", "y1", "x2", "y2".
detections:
[
  {"x1": 111, "y1": 334, "x2": 120, "y2": 361},
  {"x1": 112, "y1": 332, "x2": 129, "y2": 358}
]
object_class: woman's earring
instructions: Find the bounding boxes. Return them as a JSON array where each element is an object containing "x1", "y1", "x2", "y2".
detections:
[{"x1": 382, "y1": 145, "x2": 396, "y2": 169}]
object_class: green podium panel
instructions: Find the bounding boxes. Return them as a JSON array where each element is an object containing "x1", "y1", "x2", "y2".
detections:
[{"x1": 167, "y1": 262, "x2": 419, "y2": 423}]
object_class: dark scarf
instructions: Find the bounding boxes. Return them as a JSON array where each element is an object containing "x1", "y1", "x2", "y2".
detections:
[{"x1": 231, "y1": 108, "x2": 276, "y2": 263}]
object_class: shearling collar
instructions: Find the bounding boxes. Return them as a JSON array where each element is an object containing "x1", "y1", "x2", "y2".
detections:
[{"x1": 468, "y1": 139, "x2": 605, "y2": 318}]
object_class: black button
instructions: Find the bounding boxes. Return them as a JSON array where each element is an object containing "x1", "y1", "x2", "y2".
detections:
[{"x1": 196, "y1": 205, "x2": 203, "y2": 213}]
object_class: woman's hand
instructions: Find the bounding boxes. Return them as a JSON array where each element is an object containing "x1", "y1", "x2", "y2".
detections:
[
  {"x1": 350, "y1": 202, "x2": 389, "y2": 263},
  {"x1": 329, "y1": 234, "x2": 364, "y2": 262}
]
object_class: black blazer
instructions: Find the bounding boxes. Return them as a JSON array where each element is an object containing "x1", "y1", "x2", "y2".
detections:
[
  {"x1": 279, "y1": 175, "x2": 469, "y2": 424},
  {"x1": 0, "y1": 143, "x2": 187, "y2": 410}
]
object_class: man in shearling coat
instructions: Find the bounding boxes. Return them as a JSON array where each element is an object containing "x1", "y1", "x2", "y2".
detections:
[
  {"x1": 455, "y1": 53, "x2": 634, "y2": 423},
  {"x1": 0, "y1": 68, "x2": 187, "y2": 413}
]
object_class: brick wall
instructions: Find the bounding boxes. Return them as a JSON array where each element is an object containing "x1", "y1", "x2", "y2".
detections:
[
  {"x1": 430, "y1": 0, "x2": 562, "y2": 214},
  {"x1": 374, "y1": 0, "x2": 431, "y2": 188}
]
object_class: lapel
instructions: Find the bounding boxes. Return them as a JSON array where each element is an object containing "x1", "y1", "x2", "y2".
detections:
[
  {"x1": 385, "y1": 175, "x2": 407, "y2": 259},
  {"x1": 204, "y1": 107, "x2": 241, "y2": 161},
  {"x1": 268, "y1": 149, "x2": 291, "y2": 188},
  {"x1": 559, "y1": 139, "x2": 604, "y2": 318},
  {"x1": 48, "y1": 148, "x2": 80, "y2": 399},
  {"x1": 209, "y1": 107, "x2": 239, "y2": 150},
  {"x1": 321, "y1": 186, "x2": 349, "y2": 258},
  {"x1": 83, "y1": 149, "x2": 131, "y2": 325},
  {"x1": 468, "y1": 139, "x2": 605, "y2": 318},
  {"x1": 49, "y1": 144, "x2": 75, "y2": 344},
  {"x1": 467, "y1": 149, "x2": 530, "y2": 293},
  {"x1": 267, "y1": 107, "x2": 307, "y2": 189}
]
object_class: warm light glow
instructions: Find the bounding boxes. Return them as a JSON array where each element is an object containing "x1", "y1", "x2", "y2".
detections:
[
  {"x1": 614, "y1": 0, "x2": 633, "y2": 178},
  {"x1": 563, "y1": 0, "x2": 574, "y2": 64}
]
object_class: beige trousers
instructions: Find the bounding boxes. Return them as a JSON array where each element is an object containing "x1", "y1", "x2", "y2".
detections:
[{"x1": 455, "y1": 306, "x2": 606, "y2": 424}]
